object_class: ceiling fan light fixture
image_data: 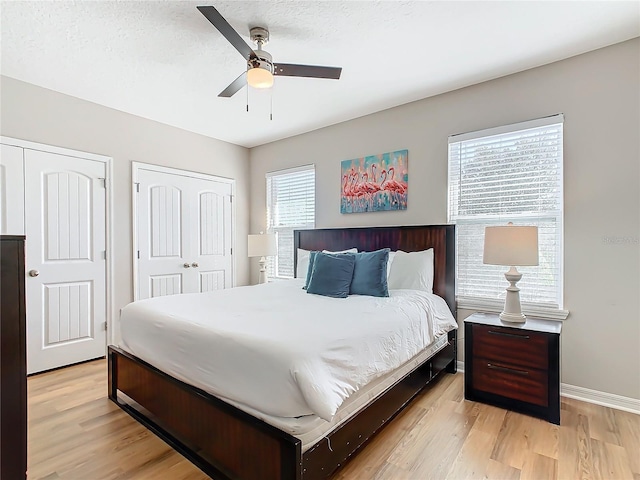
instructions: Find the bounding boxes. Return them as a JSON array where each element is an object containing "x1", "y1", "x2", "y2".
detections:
[
  {"x1": 247, "y1": 66, "x2": 274, "y2": 89},
  {"x1": 197, "y1": 7, "x2": 342, "y2": 98}
]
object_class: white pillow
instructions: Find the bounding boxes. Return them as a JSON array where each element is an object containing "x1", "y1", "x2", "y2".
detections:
[
  {"x1": 386, "y1": 251, "x2": 397, "y2": 279},
  {"x1": 322, "y1": 248, "x2": 358, "y2": 254},
  {"x1": 387, "y1": 249, "x2": 434, "y2": 292},
  {"x1": 296, "y1": 248, "x2": 311, "y2": 279},
  {"x1": 296, "y1": 247, "x2": 358, "y2": 278}
]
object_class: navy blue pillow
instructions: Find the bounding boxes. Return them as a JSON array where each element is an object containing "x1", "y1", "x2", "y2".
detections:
[
  {"x1": 306, "y1": 252, "x2": 356, "y2": 298},
  {"x1": 350, "y1": 248, "x2": 390, "y2": 297},
  {"x1": 303, "y1": 251, "x2": 319, "y2": 289}
]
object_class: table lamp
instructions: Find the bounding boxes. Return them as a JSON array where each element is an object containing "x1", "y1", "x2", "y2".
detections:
[
  {"x1": 483, "y1": 223, "x2": 538, "y2": 323},
  {"x1": 248, "y1": 233, "x2": 277, "y2": 284}
]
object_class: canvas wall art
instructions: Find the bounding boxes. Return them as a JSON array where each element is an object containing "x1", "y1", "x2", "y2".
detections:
[{"x1": 340, "y1": 149, "x2": 408, "y2": 213}]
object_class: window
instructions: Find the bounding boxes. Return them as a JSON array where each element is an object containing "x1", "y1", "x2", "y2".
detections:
[
  {"x1": 266, "y1": 165, "x2": 315, "y2": 279},
  {"x1": 448, "y1": 114, "x2": 566, "y2": 318}
]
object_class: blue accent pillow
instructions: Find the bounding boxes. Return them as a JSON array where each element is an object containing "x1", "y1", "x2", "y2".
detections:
[
  {"x1": 303, "y1": 251, "x2": 319, "y2": 289},
  {"x1": 350, "y1": 248, "x2": 390, "y2": 297},
  {"x1": 306, "y1": 252, "x2": 356, "y2": 298}
]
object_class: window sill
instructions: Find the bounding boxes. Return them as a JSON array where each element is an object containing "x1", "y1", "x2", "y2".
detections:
[{"x1": 457, "y1": 297, "x2": 569, "y2": 321}]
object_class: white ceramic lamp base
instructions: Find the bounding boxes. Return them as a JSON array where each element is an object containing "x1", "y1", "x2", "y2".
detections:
[
  {"x1": 257, "y1": 256, "x2": 268, "y2": 284},
  {"x1": 499, "y1": 266, "x2": 526, "y2": 323}
]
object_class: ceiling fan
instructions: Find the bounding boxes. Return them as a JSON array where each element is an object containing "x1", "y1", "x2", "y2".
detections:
[{"x1": 197, "y1": 5, "x2": 342, "y2": 98}]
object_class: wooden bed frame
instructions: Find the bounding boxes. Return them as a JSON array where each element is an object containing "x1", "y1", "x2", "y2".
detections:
[{"x1": 108, "y1": 224, "x2": 457, "y2": 479}]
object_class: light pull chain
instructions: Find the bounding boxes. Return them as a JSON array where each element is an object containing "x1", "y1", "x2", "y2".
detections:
[{"x1": 270, "y1": 85, "x2": 273, "y2": 121}]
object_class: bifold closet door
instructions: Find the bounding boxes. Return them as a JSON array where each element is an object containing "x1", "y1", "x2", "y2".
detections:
[{"x1": 136, "y1": 168, "x2": 233, "y2": 300}]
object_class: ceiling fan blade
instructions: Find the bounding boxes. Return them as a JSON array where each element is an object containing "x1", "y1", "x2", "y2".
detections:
[
  {"x1": 273, "y1": 63, "x2": 342, "y2": 80},
  {"x1": 218, "y1": 71, "x2": 247, "y2": 97},
  {"x1": 197, "y1": 6, "x2": 256, "y2": 60}
]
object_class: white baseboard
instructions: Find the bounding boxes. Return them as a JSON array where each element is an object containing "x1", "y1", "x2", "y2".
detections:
[
  {"x1": 561, "y1": 383, "x2": 640, "y2": 415},
  {"x1": 455, "y1": 361, "x2": 639, "y2": 415}
]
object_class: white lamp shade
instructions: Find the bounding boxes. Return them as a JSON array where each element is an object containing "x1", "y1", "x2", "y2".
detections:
[
  {"x1": 248, "y1": 233, "x2": 277, "y2": 257},
  {"x1": 247, "y1": 67, "x2": 274, "y2": 89},
  {"x1": 483, "y1": 225, "x2": 539, "y2": 266}
]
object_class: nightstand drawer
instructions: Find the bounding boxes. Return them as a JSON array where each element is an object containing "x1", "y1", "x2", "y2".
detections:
[
  {"x1": 472, "y1": 324, "x2": 548, "y2": 370},
  {"x1": 471, "y1": 357, "x2": 548, "y2": 407}
]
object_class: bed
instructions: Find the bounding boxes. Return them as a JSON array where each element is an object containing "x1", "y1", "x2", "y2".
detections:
[{"x1": 108, "y1": 224, "x2": 457, "y2": 479}]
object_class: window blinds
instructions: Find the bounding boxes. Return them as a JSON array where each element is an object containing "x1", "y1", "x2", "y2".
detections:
[
  {"x1": 266, "y1": 165, "x2": 315, "y2": 278},
  {"x1": 448, "y1": 115, "x2": 564, "y2": 309}
]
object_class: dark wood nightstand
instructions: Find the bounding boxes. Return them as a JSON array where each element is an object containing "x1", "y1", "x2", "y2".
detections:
[{"x1": 464, "y1": 312, "x2": 561, "y2": 424}]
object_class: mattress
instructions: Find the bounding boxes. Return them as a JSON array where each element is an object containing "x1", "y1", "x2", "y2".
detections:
[
  {"x1": 228, "y1": 333, "x2": 450, "y2": 452},
  {"x1": 119, "y1": 279, "x2": 457, "y2": 422}
]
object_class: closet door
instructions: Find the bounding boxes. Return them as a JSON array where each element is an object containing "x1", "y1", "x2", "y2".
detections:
[
  {"x1": 24, "y1": 149, "x2": 107, "y2": 374},
  {"x1": 135, "y1": 165, "x2": 233, "y2": 300},
  {"x1": 136, "y1": 169, "x2": 192, "y2": 298},
  {"x1": 0, "y1": 144, "x2": 25, "y2": 235},
  {"x1": 192, "y1": 177, "x2": 233, "y2": 293}
]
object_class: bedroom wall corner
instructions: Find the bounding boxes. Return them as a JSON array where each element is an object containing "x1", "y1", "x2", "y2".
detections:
[{"x1": 0, "y1": 76, "x2": 252, "y2": 343}]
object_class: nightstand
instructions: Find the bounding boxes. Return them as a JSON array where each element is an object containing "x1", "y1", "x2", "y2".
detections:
[{"x1": 464, "y1": 312, "x2": 561, "y2": 424}]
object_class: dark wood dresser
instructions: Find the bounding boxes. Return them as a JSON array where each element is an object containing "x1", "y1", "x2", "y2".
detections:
[
  {"x1": 464, "y1": 312, "x2": 561, "y2": 424},
  {"x1": 1, "y1": 235, "x2": 27, "y2": 479}
]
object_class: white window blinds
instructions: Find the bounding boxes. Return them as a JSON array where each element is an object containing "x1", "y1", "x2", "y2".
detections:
[
  {"x1": 266, "y1": 165, "x2": 315, "y2": 278},
  {"x1": 448, "y1": 114, "x2": 564, "y2": 311}
]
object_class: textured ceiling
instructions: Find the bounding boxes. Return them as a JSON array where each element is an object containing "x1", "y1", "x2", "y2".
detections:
[{"x1": 1, "y1": 1, "x2": 639, "y2": 148}]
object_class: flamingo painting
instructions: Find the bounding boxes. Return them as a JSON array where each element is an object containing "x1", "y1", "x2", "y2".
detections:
[{"x1": 340, "y1": 149, "x2": 408, "y2": 213}]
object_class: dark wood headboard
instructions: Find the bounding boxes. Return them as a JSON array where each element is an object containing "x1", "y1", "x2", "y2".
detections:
[{"x1": 294, "y1": 225, "x2": 456, "y2": 316}]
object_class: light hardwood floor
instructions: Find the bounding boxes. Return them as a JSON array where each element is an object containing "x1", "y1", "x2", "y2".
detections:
[{"x1": 27, "y1": 360, "x2": 639, "y2": 480}]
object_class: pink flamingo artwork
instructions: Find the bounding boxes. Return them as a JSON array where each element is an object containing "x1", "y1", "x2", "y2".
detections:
[
  {"x1": 340, "y1": 149, "x2": 408, "y2": 213},
  {"x1": 385, "y1": 167, "x2": 407, "y2": 193}
]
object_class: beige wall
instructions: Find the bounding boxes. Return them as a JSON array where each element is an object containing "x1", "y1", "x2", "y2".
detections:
[
  {"x1": 0, "y1": 76, "x2": 251, "y2": 341},
  {"x1": 250, "y1": 39, "x2": 640, "y2": 400}
]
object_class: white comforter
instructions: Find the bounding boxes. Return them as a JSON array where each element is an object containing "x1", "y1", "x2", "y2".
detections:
[{"x1": 119, "y1": 279, "x2": 457, "y2": 421}]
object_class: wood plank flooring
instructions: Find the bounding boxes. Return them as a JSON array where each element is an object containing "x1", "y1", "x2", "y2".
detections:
[{"x1": 27, "y1": 360, "x2": 639, "y2": 479}]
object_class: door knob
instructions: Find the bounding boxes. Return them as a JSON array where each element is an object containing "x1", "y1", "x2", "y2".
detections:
[
  {"x1": 192, "y1": 262, "x2": 199, "y2": 268},
  {"x1": 29, "y1": 269, "x2": 40, "y2": 277},
  {"x1": 183, "y1": 263, "x2": 191, "y2": 268}
]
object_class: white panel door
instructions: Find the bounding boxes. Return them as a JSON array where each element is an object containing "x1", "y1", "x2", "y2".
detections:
[
  {"x1": 193, "y1": 178, "x2": 233, "y2": 293},
  {"x1": 137, "y1": 169, "x2": 190, "y2": 299},
  {"x1": 136, "y1": 168, "x2": 232, "y2": 299},
  {"x1": 25, "y1": 149, "x2": 107, "y2": 374},
  {"x1": 0, "y1": 143, "x2": 25, "y2": 234}
]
